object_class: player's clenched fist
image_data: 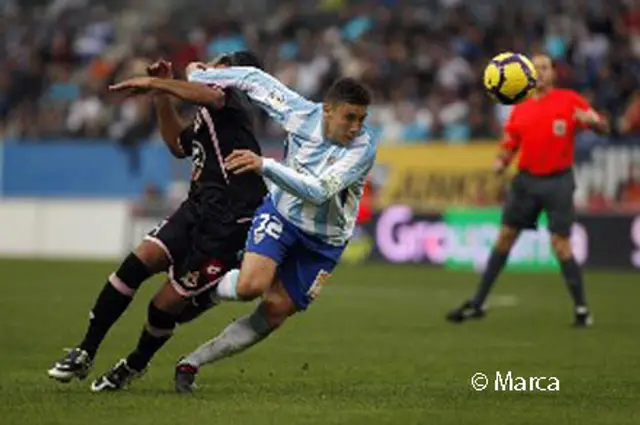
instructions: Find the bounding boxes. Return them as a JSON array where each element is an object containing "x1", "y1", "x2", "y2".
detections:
[
  {"x1": 224, "y1": 150, "x2": 264, "y2": 174},
  {"x1": 147, "y1": 59, "x2": 173, "y2": 79}
]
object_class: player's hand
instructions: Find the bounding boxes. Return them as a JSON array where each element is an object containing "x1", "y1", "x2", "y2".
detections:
[
  {"x1": 108, "y1": 77, "x2": 154, "y2": 94},
  {"x1": 224, "y1": 150, "x2": 264, "y2": 175},
  {"x1": 185, "y1": 61, "x2": 210, "y2": 76},
  {"x1": 147, "y1": 59, "x2": 173, "y2": 79}
]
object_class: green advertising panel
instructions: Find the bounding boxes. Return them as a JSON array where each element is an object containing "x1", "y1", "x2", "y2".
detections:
[{"x1": 443, "y1": 207, "x2": 560, "y2": 271}]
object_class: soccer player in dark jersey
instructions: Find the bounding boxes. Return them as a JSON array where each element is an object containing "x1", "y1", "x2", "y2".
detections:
[
  {"x1": 47, "y1": 51, "x2": 268, "y2": 390},
  {"x1": 446, "y1": 53, "x2": 609, "y2": 327}
]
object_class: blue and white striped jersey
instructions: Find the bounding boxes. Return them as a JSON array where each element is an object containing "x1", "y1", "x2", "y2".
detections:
[{"x1": 188, "y1": 66, "x2": 377, "y2": 246}]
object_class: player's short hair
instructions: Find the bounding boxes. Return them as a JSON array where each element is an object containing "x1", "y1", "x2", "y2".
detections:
[
  {"x1": 213, "y1": 50, "x2": 264, "y2": 70},
  {"x1": 324, "y1": 77, "x2": 372, "y2": 106}
]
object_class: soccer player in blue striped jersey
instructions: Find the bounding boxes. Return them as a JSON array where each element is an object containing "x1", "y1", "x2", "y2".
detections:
[{"x1": 173, "y1": 65, "x2": 377, "y2": 392}]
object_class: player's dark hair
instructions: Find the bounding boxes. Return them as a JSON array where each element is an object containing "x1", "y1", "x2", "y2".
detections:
[
  {"x1": 215, "y1": 50, "x2": 264, "y2": 70},
  {"x1": 324, "y1": 77, "x2": 372, "y2": 106}
]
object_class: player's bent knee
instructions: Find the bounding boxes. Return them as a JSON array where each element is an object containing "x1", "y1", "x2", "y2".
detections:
[
  {"x1": 136, "y1": 240, "x2": 171, "y2": 273},
  {"x1": 152, "y1": 280, "x2": 187, "y2": 315},
  {"x1": 235, "y1": 253, "x2": 277, "y2": 300},
  {"x1": 111, "y1": 253, "x2": 154, "y2": 296},
  {"x1": 146, "y1": 301, "x2": 177, "y2": 337}
]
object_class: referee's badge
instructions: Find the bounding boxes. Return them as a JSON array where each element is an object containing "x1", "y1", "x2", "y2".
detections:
[{"x1": 553, "y1": 119, "x2": 567, "y2": 136}]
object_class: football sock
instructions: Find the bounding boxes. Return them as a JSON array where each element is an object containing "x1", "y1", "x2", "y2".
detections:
[
  {"x1": 126, "y1": 302, "x2": 177, "y2": 371},
  {"x1": 126, "y1": 328, "x2": 172, "y2": 372},
  {"x1": 559, "y1": 257, "x2": 587, "y2": 309},
  {"x1": 470, "y1": 249, "x2": 510, "y2": 309},
  {"x1": 213, "y1": 269, "x2": 240, "y2": 300},
  {"x1": 179, "y1": 304, "x2": 273, "y2": 367},
  {"x1": 80, "y1": 254, "x2": 152, "y2": 358}
]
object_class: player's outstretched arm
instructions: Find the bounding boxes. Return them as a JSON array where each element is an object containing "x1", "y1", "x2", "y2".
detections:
[
  {"x1": 187, "y1": 66, "x2": 316, "y2": 134},
  {"x1": 109, "y1": 77, "x2": 225, "y2": 108},
  {"x1": 224, "y1": 140, "x2": 375, "y2": 205}
]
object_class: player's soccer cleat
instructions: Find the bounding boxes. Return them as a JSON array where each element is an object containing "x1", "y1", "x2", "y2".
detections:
[
  {"x1": 573, "y1": 307, "x2": 593, "y2": 328},
  {"x1": 48, "y1": 347, "x2": 93, "y2": 382},
  {"x1": 174, "y1": 360, "x2": 199, "y2": 393},
  {"x1": 446, "y1": 301, "x2": 486, "y2": 323},
  {"x1": 90, "y1": 359, "x2": 145, "y2": 392}
]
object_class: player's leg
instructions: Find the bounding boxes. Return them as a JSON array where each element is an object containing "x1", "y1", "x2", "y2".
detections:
[
  {"x1": 90, "y1": 222, "x2": 248, "y2": 391},
  {"x1": 47, "y1": 239, "x2": 170, "y2": 382},
  {"x1": 48, "y1": 203, "x2": 193, "y2": 382},
  {"x1": 174, "y1": 239, "x2": 341, "y2": 393},
  {"x1": 90, "y1": 279, "x2": 187, "y2": 391},
  {"x1": 174, "y1": 278, "x2": 296, "y2": 393},
  {"x1": 545, "y1": 172, "x2": 592, "y2": 327},
  {"x1": 447, "y1": 173, "x2": 539, "y2": 322}
]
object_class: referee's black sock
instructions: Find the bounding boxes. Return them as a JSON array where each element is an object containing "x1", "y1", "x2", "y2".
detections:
[
  {"x1": 79, "y1": 254, "x2": 152, "y2": 358},
  {"x1": 471, "y1": 249, "x2": 510, "y2": 309},
  {"x1": 559, "y1": 257, "x2": 587, "y2": 309}
]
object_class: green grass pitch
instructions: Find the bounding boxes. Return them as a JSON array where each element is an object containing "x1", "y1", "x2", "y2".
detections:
[{"x1": 2, "y1": 259, "x2": 639, "y2": 424}]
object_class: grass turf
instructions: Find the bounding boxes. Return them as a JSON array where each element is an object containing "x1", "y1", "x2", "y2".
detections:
[{"x1": 1, "y1": 259, "x2": 638, "y2": 424}]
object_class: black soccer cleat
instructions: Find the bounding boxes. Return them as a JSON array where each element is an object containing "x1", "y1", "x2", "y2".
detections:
[
  {"x1": 174, "y1": 360, "x2": 199, "y2": 394},
  {"x1": 573, "y1": 307, "x2": 593, "y2": 328},
  {"x1": 90, "y1": 359, "x2": 145, "y2": 392},
  {"x1": 446, "y1": 300, "x2": 486, "y2": 323},
  {"x1": 48, "y1": 347, "x2": 93, "y2": 382}
]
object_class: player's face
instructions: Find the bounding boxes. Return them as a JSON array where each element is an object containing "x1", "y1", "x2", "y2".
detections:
[
  {"x1": 324, "y1": 102, "x2": 368, "y2": 144},
  {"x1": 533, "y1": 55, "x2": 554, "y2": 90}
]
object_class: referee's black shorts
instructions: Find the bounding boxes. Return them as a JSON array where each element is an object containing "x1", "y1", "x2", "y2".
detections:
[{"x1": 501, "y1": 168, "x2": 576, "y2": 237}]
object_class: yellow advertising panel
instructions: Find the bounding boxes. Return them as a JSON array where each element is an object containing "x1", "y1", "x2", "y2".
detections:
[{"x1": 374, "y1": 143, "x2": 513, "y2": 212}]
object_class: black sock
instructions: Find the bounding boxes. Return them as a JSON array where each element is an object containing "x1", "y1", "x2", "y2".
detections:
[
  {"x1": 126, "y1": 302, "x2": 177, "y2": 371},
  {"x1": 79, "y1": 283, "x2": 132, "y2": 358},
  {"x1": 471, "y1": 249, "x2": 510, "y2": 308},
  {"x1": 126, "y1": 328, "x2": 173, "y2": 372},
  {"x1": 79, "y1": 254, "x2": 152, "y2": 358},
  {"x1": 559, "y1": 257, "x2": 587, "y2": 309}
]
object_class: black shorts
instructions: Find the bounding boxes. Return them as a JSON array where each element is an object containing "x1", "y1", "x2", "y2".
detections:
[
  {"x1": 501, "y1": 169, "x2": 576, "y2": 237},
  {"x1": 144, "y1": 200, "x2": 253, "y2": 297}
]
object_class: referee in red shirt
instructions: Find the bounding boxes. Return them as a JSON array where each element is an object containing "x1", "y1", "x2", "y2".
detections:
[{"x1": 447, "y1": 53, "x2": 609, "y2": 327}]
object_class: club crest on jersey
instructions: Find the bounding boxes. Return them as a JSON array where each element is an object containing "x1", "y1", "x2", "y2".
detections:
[
  {"x1": 191, "y1": 140, "x2": 205, "y2": 181},
  {"x1": 268, "y1": 89, "x2": 285, "y2": 109},
  {"x1": 180, "y1": 271, "x2": 200, "y2": 288},
  {"x1": 553, "y1": 120, "x2": 567, "y2": 136}
]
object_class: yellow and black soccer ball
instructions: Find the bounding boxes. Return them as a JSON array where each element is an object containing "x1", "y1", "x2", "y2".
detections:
[{"x1": 483, "y1": 52, "x2": 538, "y2": 105}]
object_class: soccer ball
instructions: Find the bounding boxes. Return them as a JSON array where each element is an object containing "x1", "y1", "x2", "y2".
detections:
[{"x1": 483, "y1": 52, "x2": 538, "y2": 105}]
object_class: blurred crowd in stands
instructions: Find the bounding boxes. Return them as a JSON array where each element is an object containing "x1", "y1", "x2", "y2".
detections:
[{"x1": 2, "y1": 0, "x2": 640, "y2": 146}]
